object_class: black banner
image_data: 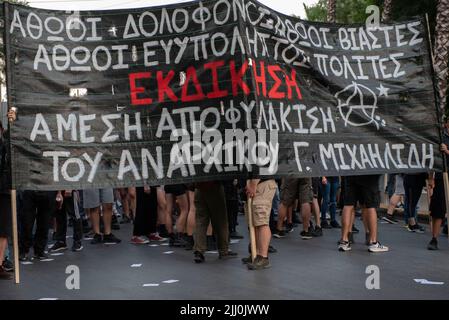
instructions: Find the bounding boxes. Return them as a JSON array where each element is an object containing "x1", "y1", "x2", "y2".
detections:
[{"x1": 4, "y1": 0, "x2": 441, "y2": 190}]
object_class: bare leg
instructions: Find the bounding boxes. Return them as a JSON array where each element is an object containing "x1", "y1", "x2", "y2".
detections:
[
  {"x1": 119, "y1": 188, "x2": 130, "y2": 219},
  {"x1": 276, "y1": 203, "x2": 288, "y2": 231},
  {"x1": 301, "y1": 203, "x2": 311, "y2": 232},
  {"x1": 432, "y1": 218, "x2": 443, "y2": 238},
  {"x1": 156, "y1": 188, "x2": 167, "y2": 226},
  {"x1": 187, "y1": 190, "x2": 196, "y2": 236},
  {"x1": 128, "y1": 187, "x2": 136, "y2": 218},
  {"x1": 387, "y1": 194, "x2": 402, "y2": 215},
  {"x1": 89, "y1": 207, "x2": 101, "y2": 235},
  {"x1": 0, "y1": 237, "x2": 7, "y2": 262},
  {"x1": 102, "y1": 203, "x2": 113, "y2": 235},
  {"x1": 255, "y1": 225, "x2": 271, "y2": 257},
  {"x1": 364, "y1": 208, "x2": 378, "y2": 243},
  {"x1": 207, "y1": 222, "x2": 213, "y2": 236},
  {"x1": 165, "y1": 194, "x2": 174, "y2": 234},
  {"x1": 341, "y1": 205, "x2": 353, "y2": 241},
  {"x1": 175, "y1": 194, "x2": 189, "y2": 234}
]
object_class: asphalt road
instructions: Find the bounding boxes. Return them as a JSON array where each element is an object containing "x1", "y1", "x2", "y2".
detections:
[{"x1": 1, "y1": 216, "x2": 448, "y2": 300}]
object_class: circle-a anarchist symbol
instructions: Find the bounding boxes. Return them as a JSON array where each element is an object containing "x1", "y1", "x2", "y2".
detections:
[{"x1": 335, "y1": 81, "x2": 386, "y2": 129}]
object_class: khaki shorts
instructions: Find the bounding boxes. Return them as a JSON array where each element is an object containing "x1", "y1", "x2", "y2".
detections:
[
  {"x1": 280, "y1": 177, "x2": 313, "y2": 206},
  {"x1": 251, "y1": 180, "x2": 277, "y2": 227}
]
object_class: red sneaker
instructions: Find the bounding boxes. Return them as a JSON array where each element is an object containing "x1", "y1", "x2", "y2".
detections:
[
  {"x1": 148, "y1": 233, "x2": 167, "y2": 242},
  {"x1": 130, "y1": 236, "x2": 149, "y2": 245}
]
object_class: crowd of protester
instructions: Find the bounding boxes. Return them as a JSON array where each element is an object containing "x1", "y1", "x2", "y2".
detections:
[{"x1": 0, "y1": 110, "x2": 448, "y2": 280}]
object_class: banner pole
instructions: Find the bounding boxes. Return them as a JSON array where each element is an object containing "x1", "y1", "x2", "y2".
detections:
[
  {"x1": 245, "y1": 198, "x2": 257, "y2": 261},
  {"x1": 4, "y1": 2, "x2": 20, "y2": 283},
  {"x1": 10, "y1": 190, "x2": 19, "y2": 284},
  {"x1": 425, "y1": 13, "x2": 449, "y2": 240}
]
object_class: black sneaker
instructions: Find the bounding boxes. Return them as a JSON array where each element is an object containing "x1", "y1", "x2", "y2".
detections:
[
  {"x1": 312, "y1": 226, "x2": 323, "y2": 237},
  {"x1": 158, "y1": 225, "x2": 170, "y2": 238},
  {"x1": 382, "y1": 213, "x2": 398, "y2": 224},
  {"x1": 72, "y1": 241, "x2": 84, "y2": 252},
  {"x1": 33, "y1": 252, "x2": 49, "y2": 260},
  {"x1": 194, "y1": 251, "x2": 205, "y2": 263},
  {"x1": 91, "y1": 234, "x2": 103, "y2": 244},
  {"x1": 241, "y1": 255, "x2": 252, "y2": 264},
  {"x1": 2, "y1": 258, "x2": 13, "y2": 272},
  {"x1": 219, "y1": 250, "x2": 238, "y2": 259},
  {"x1": 321, "y1": 220, "x2": 332, "y2": 229},
  {"x1": 169, "y1": 233, "x2": 186, "y2": 247},
  {"x1": 0, "y1": 266, "x2": 12, "y2": 280},
  {"x1": 229, "y1": 231, "x2": 244, "y2": 239},
  {"x1": 285, "y1": 223, "x2": 294, "y2": 233},
  {"x1": 268, "y1": 245, "x2": 277, "y2": 253},
  {"x1": 300, "y1": 230, "x2": 313, "y2": 240},
  {"x1": 272, "y1": 229, "x2": 286, "y2": 238},
  {"x1": 103, "y1": 233, "x2": 121, "y2": 244},
  {"x1": 352, "y1": 224, "x2": 359, "y2": 233},
  {"x1": 407, "y1": 224, "x2": 424, "y2": 233},
  {"x1": 427, "y1": 238, "x2": 438, "y2": 250},
  {"x1": 330, "y1": 220, "x2": 341, "y2": 228},
  {"x1": 19, "y1": 252, "x2": 29, "y2": 262},
  {"x1": 247, "y1": 255, "x2": 270, "y2": 270},
  {"x1": 48, "y1": 241, "x2": 68, "y2": 252}
]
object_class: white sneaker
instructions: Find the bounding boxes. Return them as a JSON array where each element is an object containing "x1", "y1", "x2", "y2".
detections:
[
  {"x1": 368, "y1": 242, "x2": 389, "y2": 253},
  {"x1": 338, "y1": 240, "x2": 351, "y2": 252}
]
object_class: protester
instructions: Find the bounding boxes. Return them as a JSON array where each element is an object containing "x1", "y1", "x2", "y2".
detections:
[
  {"x1": 185, "y1": 184, "x2": 196, "y2": 250},
  {"x1": 118, "y1": 187, "x2": 135, "y2": 223},
  {"x1": 382, "y1": 174, "x2": 403, "y2": 224},
  {"x1": 131, "y1": 186, "x2": 159, "y2": 244},
  {"x1": 193, "y1": 181, "x2": 236, "y2": 263},
  {"x1": 338, "y1": 175, "x2": 389, "y2": 253},
  {"x1": 165, "y1": 184, "x2": 189, "y2": 247},
  {"x1": 0, "y1": 118, "x2": 12, "y2": 279},
  {"x1": 156, "y1": 186, "x2": 169, "y2": 238},
  {"x1": 403, "y1": 173, "x2": 428, "y2": 233},
  {"x1": 320, "y1": 176, "x2": 341, "y2": 229},
  {"x1": 428, "y1": 121, "x2": 449, "y2": 250},
  {"x1": 274, "y1": 178, "x2": 314, "y2": 239},
  {"x1": 19, "y1": 189, "x2": 56, "y2": 260},
  {"x1": 83, "y1": 188, "x2": 121, "y2": 244},
  {"x1": 311, "y1": 177, "x2": 322, "y2": 236},
  {"x1": 224, "y1": 179, "x2": 244, "y2": 239},
  {"x1": 49, "y1": 190, "x2": 83, "y2": 252},
  {"x1": 243, "y1": 178, "x2": 277, "y2": 270}
]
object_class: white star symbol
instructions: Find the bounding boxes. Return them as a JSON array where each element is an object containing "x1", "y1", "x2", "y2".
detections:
[
  {"x1": 377, "y1": 84, "x2": 389, "y2": 97},
  {"x1": 109, "y1": 27, "x2": 118, "y2": 37}
]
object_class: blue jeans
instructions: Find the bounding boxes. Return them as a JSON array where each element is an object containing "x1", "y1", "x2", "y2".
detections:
[
  {"x1": 320, "y1": 177, "x2": 339, "y2": 222},
  {"x1": 403, "y1": 174, "x2": 425, "y2": 223}
]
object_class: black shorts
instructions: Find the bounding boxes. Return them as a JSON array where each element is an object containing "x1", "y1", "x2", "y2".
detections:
[
  {"x1": 164, "y1": 184, "x2": 187, "y2": 196},
  {"x1": 0, "y1": 193, "x2": 11, "y2": 238},
  {"x1": 344, "y1": 175, "x2": 380, "y2": 209},
  {"x1": 186, "y1": 184, "x2": 195, "y2": 192},
  {"x1": 312, "y1": 178, "x2": 320, "y2": 198},
  {"x1": 430, "y1": 174, "x2": 446, "y2": 219}
]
